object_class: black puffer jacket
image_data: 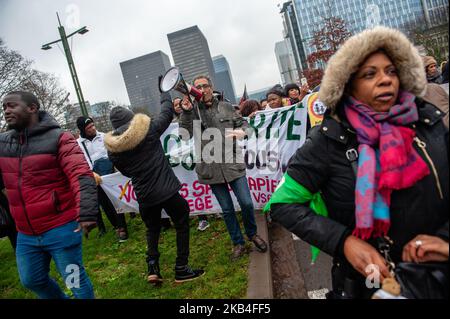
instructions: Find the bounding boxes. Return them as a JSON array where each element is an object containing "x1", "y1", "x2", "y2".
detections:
[
  {"x1": 104, "y1": 93, "x2": 181, "y2": 207},
  {"x1": 270, "y1": 98, "x2": 449, "y2": 264}
]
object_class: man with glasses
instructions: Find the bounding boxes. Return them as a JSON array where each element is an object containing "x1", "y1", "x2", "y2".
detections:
[{"x1": 179, "y1": 75, "x2": 268, "y2": 260}]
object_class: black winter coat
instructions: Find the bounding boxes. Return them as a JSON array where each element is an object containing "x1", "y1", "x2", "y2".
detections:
[
  {"x1": 105, "y1": 93, "x2": 181, "y2": 208},
  {"x1": 270, "y1": 98, "x2": 449, "y2": 265}
]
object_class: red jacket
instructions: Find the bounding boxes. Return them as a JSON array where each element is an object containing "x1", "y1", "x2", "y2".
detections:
[{"x1": 0, "y1": 112, "x2": 98, "y2": 235}]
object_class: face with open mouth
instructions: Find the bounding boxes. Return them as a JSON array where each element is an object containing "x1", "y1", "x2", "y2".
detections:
[{"x1": 349, "y1": 51, "x2": 400, "y2": 113}]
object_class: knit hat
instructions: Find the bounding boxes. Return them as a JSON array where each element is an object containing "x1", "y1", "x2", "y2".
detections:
[
  {"x1": 422, "y1": 56, "x2": 437, "y2": 69},
  {"x1": 76, "y1": 116, "x2": 94, "y2": 138},
  {"x1": 284, "y1": 83, "x2": 300, "y2": 97},
  {"x1": 109, "y1": 107, "x2": 135, "y2": 130}
]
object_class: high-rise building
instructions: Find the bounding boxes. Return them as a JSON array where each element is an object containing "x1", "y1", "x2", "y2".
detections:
[
  {"x1": 280, "y1": 1, "x2": 308, "y2": 73},
  {"x1": 275, "y1": 40, "x2": 299, "y2": 86},
  {"x1": 120, "y1": 51, "x2": 172, "y2": 115},
  {"x1": 213, "y1": 55, "x2": 237, "y2": 104},
  {"x1": 167, "y1": 26, "x2": 216, "y2": 85},
  {"x1": 422, "y1": 0, "x2": 449, "y2": 27},
  {"x1": 281, "y1": 0, "x2": 428, "y2": 73}
]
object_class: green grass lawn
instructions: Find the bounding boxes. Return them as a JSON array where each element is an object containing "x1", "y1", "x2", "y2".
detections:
[{"x1": 0, "y1": 215, "x2": 249, "y2": 299}]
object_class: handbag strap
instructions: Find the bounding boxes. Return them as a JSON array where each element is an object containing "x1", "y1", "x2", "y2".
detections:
[{"x1": 81, "y1": 141, "x2": 93, "y2": 165}]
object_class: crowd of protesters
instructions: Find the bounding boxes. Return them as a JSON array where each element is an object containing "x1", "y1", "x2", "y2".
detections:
[{"x1": 0, "y1": 26, "x2": 448, "y2": 299}]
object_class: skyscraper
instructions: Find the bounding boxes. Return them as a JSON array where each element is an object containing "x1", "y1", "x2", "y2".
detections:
[
  {"x1": 167, "y1": 26, "x2": 216, "y2": 85},
  {"x1": 213, "y1": 55, "x2": 237, "y2": 104},
  {"x1": 280, "y1": 1, "x2": 308, "y2": 73},
  {"x1": 422, "y1": 0, "x2": 449, "y2": 27},
  {"x1": 275, "y1": 40, "x2": 299, "y2": 86},
  {"x1": 120, "y1": 51, "x2": 172, "y2": 115},
  {"x1": 281, "y1": 0, "x2": 427, "y2": 73}
]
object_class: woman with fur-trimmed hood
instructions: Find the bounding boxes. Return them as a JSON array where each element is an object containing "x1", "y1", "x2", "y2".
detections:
[
  {"x1": 267, "y1": 27, "x2": 449, "y2": 298},
  {"x1": 104, "y1": 91, "x2": 204, "y2": 285}
]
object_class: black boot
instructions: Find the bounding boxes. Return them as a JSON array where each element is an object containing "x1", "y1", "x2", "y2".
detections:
[
  {"x1": 175, "y1": 265, "x2": 205, "y2": 283},
  {"x1": 147, "y1": 260, "x2": 163, "y2": 285}
]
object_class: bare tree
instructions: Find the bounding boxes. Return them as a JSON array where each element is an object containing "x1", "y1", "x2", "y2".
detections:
[
  {"x1": 307, "y1": 16, "x2": 352, "y2": 66},
  {"x1": 403, "y1": 17, "x2": 449, "y2": 63},
  {"x1": 21, "y1": 70, "x2": 70, "y2": 124},
  {"x1": 302, "y1": 15, "x2": 352, "y2": 89},
  {"x1": 0, "y1": 38, "x2": 33, "y2": 99},
  {"x1": 1, "y1": 39, "x2": 71, "y2": 131}
]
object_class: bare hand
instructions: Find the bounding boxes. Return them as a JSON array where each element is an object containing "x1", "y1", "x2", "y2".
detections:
[
  {"x1": 181, "y1": 96, "x2": 193, "y2": 111},
  {"x1": 344, "y1": 235, "x2": 391, "y2": 281},
  {"x1": 299, "y1": 84, "x2": 310, "y2": 101},
  {"x1": 403, "y1": 235, "x2": 449, "y2": 263},
  {"x1": 75, "y1": 221, "x2": 97, "y2": 239},
  {"x1": 248, "y1": 111, "x2": 257, "y2": 119},
  {"x1": 225, "y1": 129, "x2": 246, "y2": 140},
  {"x1": 93, "y1": 172, "x2": 102, "y2": 185}
]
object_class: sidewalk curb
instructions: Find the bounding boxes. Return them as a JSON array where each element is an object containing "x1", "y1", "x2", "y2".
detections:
[{"x1": 246, "y1": 212, "x2": 273, "y2": 299}]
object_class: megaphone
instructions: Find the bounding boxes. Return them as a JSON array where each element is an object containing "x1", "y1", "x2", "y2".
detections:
[{"x1": 159, "y1": 67, "x2": 203, "y2": 102}]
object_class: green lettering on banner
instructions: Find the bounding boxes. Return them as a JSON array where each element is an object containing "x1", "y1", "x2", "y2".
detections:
[
  {"x1": 287, "y1": 113, "x2": 302, "y2": 141},
  {"x1": 265, "y1": 112, "x2": 280, "y2": 139},
  {"x1": 278, "y1": 109, "x2": 291, "y2": 127},
  {"x1": 249, "y1": 114, "x2": 266, "y2": 139},
  {"x1": 181, "y1": 153, "x2": 196, "y2": 171},
  {"x1": 164, "y1": 134, "x2": 182, "y2": 167}
]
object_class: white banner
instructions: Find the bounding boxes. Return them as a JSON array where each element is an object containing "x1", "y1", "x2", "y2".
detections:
[{"x1": 100, "y1": 104, "x2": 307, "y2": 215}]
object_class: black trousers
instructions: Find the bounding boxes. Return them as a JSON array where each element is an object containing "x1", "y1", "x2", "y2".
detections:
[
  {"x1": 97, "y1": 186, "x2": 127, "y2": 230},
  {"x1": 140, "y1": 192, "x2": 190, "y2": 267}
]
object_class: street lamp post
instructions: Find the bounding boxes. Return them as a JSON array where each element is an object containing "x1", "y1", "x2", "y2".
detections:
[{"x1": 41, "y1": 12, "x2": 89, "y2": 117}]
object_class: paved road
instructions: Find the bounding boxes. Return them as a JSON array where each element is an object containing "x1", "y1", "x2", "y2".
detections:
[{"x1": 292, "y1": 234, "x2": 333, "y2": 299}]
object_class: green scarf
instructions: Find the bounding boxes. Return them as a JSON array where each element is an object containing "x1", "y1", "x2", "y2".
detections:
[{"x1": 263, "y1": 173, "x2": 328, "y2": 264}]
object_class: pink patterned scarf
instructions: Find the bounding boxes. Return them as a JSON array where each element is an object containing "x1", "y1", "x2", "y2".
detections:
[{"x1": 344, "y1": 91, "x2": 430, "y2": 240}]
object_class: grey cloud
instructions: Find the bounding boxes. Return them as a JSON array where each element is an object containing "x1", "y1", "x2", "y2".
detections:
[{"x1": 0, "y1": 0, "x2": 283, "y2": 105}]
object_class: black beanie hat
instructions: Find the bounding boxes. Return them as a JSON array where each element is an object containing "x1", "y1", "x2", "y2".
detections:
[
  {"x1": 110, "y1": 106, "x2": 135, "y2": 130},
  {"x1": 284, "y1": 83, "x2": 300, "y2": 97},
  {"x1": 76, "y1": 116, "x2": 94, "y2": 138}
]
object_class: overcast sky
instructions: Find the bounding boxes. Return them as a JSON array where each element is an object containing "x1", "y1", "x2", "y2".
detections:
[{"x1": 0, "y1": 0, "x2": 285, "y2": 105}]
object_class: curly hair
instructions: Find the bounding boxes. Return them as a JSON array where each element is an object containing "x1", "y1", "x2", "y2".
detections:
[{"x1": 239, "y1": 99, "x2": 261, "y2": 117}]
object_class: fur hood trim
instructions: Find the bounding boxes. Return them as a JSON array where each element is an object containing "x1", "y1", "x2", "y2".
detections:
[
  {"x1": 104, "y1": 113, "x2": 151, "y2": 153},
  {"x1": 318, "y1": 26, "x2": 427, "y2": 111}
]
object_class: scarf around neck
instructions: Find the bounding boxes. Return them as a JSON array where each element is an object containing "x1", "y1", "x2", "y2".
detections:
[{"x1": 344, "y1": 91, "x2": 430, "y2": 240}]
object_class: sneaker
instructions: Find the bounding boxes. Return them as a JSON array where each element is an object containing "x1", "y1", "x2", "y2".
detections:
[
  {"x1": 147, "y1": 261, "x2": 163, "y2": 285},
  {"x1": 175, "y1": 265, "x2": 205, "y2": 283},
  {"x1": 116, "y1": 228, "x2": 128, "y2": 243},
  {"x1": 231, "y1": 244, "x2": 247, "y2": 260},
  {"x1": 250, "y1": 235, "x2": 268, "y2": 253},
  {"x1": 197, "y1": 220, "x2": 210, "y2": 231}
]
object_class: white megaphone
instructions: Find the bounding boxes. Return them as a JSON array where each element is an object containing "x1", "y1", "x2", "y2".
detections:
[{"x1": 159, "y1": 67, "x2": 203, "y2": 102}]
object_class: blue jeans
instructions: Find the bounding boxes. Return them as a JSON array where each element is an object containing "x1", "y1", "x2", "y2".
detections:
[
  {"x1": 16, "y1": 221, "x2": 94, "y2": 299},
  {"x1": 210, "y1": 176, "x2": 257, "y2": 246}
]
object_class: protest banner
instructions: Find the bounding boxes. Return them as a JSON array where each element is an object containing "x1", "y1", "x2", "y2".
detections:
[{"x1": 100, "y1": 103, "x2": 308, "y2": 215}]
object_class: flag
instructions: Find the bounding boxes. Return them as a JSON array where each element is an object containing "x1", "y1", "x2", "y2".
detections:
[
  {"x1": 263, "y1": 173, "x2": 329, "y2": 264},
  {"x1": 239, "y1": 85, "x2": 249, "y2": 105}
]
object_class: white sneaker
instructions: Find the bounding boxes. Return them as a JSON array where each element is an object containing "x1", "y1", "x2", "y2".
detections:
[{"x1": 197, "y1": 220, "x2": 210, "y2": 231}]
